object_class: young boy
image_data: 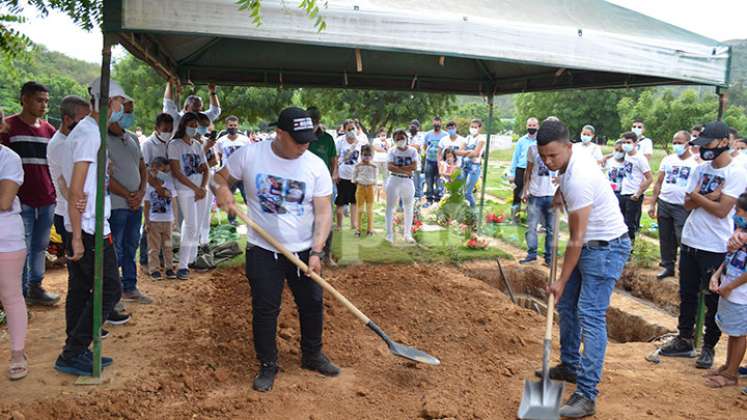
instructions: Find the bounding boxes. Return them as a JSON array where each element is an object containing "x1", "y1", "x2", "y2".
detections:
[
  {"x1": 619, "y1": 132, "x2": 653, "y2": 245},
  {"x1": 603, "y1": 140, "x2": 626, "y2": 206},
  {"x1": 705, "y1": 192, "x2": 747, "y2": 388},
  {"x1": 352, "y1": 145, "x2": 377, "y2": 237},
  {"x1": 144, "y1": 157, "x2": 176, "y2": 280}
]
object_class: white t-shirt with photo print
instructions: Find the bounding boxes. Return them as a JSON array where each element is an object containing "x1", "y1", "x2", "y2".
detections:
[
  {"x1": 438, "y1": 135, "x2": 466, "y2": 166},
  {"x1": 145, "y1": 172, "x2": 176, "y2": 223},
  {"x1": 657, "y1": 154, "x2": 699, "y2": 205},
  {"x1": 604, "y1": 158, "x2": 626, "y2": 193},
  {"x1": 336, "y1": 137, "x2": 362, "y2": 180},
  {"x1": 0, "y1": 145, "x2": 25, "y2": 252},
  {"x1": 167, "y1": 138, "x2": 206, "y2": 195},
  {"x1": 527, "y1": 144, "x2": 557, "y2": 197},
  {"x1": 721, "y1": 243, "x2": 747, "y2": 305},
  {"x1": 681, "y1": 160, "x2": 747, "y2": 253},
  {"x1": 226, "y1": 140, "x2": 333, "y2": 253},
  {"x1": 217, "y1": 134, "x2": 250, "y2": 162},
  {"x1": 388, "y1": 146, "x2": 419, "y2": 172},
  {"x1": 620, "y1": 153, "x2": 651, "y2": 195}
]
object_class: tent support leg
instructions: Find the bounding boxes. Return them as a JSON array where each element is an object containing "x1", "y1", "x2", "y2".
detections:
[
  {"x1": 716, "y1": 87, "x2": 728, "y2": 121},
  {"x1": 478, "y1": 95, "x2": 495, "y2": 227}
]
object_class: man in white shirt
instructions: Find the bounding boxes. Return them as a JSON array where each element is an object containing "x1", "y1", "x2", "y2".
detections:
[
  {"x1": 520, "y1": 144, "x2": 558, "y2": 265},
  {"x1": 162, "y1": 80, "x2": 221, "y2": 133},
  {"x1": 216, "y1": 115, "x2": 251, "y2": 224},
  {"x1": 659, "y1": 121, "x2": 747, "y2": 370},
  {"x1": 632, "y1": 119, "x2": 653, "y2": 161},
  {"x1": 409, "y1": 119, "x2": 427, "y2": 201},
  {"x1": 572, "y1": 124, "x2": 603, "y2": 166},
  {"x1": 334, "y1": 119, "x2": 361, "y2": 230},
  {"x1": 212, "y1": 107, "x2": 337, "y2": 393},
  {"x1": 437, "y1": 121, "x2": 466, "y2": 166},
  {"x1": 619, "y1": 132, "x2": 653, "y2": 246},
  {"x1": 535, "y1": 120, "x2": 631, "y2": 418},
  {"x1": 648, "y1": 130, "x2": 698, "y2": 279}
]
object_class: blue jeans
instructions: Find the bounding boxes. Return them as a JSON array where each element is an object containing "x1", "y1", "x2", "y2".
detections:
[
  {"x1": 525, "y1": 195, "x2": 554, "y2": 260},
  {"x1": 463, "y1": 162, "x2": 481, "y2": 208},
  {"x1": 110, "y1": 207, "x2": 143, "y2": 292},
  {"x1": 20, "y1": 203, "x2": 55, "y2": 295},
  {"x1": 412, "y1": 169, "x2": 423, "y2": 199},
  {"x1": 139, "y1": 231, "x2": 148, "y2": 266},
  {"x1": 557, "y1": 235, "x2": 631, "y2": 401},
  {"x1": 228, "y1": 181, "x2": 248, "y2": 223},
  {"x1": 423, "y1": 160, "x2": 440, "y2": 202}
]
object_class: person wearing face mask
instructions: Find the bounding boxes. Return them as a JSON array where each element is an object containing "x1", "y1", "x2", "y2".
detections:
[
  {"x1": 334, "y1": 119, "x2": 362, "y2": 231},
  {"x1": 352, "y1": 145, "x2": 378, "y2": 237},
  {"x1": 371, "y1": 128, "x2": 390, "y2": 200},
  {"x1": 438, "y1": 121, "x2": 466, "y2": 166},
  {"x1": 658, "y1": 121, "x2": 747, "y2": 370},
  {"x1": 509, "y1": 117, "x2": 539, "y2": 224},
  {"x1": 216, "y1": 115, "x2": 251, "y2": 225},
  {"x1": 386, "y1": 129, "x2": 419, "y2": 244},
  {"x1": 163, "y1": 79, "x2": 221, "y2": 134},
  {"x1": 422, "y1": 117, "x2": 447, "y2": 207},
  {"x1": 631, "y1": 119, "x2": 653, "y2": 161},
  {"x1": 572, "y1": 125, "x2": 603, "y2": 166},
  {"x1": 456, "y1": 119, "x2": 487, "y2": 208},
  {"x1": 107, "y1": 99, "x2": 152, "y2": 304},
  {"x1": 195, "y1": 114, "x2": 220, "y2": 257},
  {"x1": 732, "y1": 138, "x2": 747, "y2": 170},
  {"x1": 648, "y1": 131, "x2": 698, "y2": 279},
  {"x1": 306, "y1": 107, "x2": 338, "y2": 267},
  {"x1": 167, "y1": 112, "x2": 209, "y2": 281},
  {"x1": 618, "y1": 132, "x2": 653, "y2": 246},
  {"x1": 602, "y1": 140, "x2": 626, "y2": 205},
  {"x1": 728, "y1": 127, "x2": 739, "y2": 157}
]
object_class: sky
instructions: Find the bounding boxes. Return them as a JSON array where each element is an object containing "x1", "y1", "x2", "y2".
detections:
[{"x1": 8, "y1": 0, "x2": 747, "y2": 64}]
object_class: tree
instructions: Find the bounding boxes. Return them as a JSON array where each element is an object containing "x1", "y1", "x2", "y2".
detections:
[{"x1": 450, "y1": 101, "x2": 504, "y2": 136}]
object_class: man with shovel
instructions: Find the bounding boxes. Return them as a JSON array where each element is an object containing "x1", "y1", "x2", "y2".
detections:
[
  {"x1": 212, "y1": 107, "x2": 338, "y2": 392},
  {"x1": 535, "y1": 120, "x2": 631, "y2": 418}
]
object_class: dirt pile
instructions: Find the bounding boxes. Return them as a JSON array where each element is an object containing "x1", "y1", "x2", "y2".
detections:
[{"x1": 618, "y1": 269, "x2": 680, "y2": 315}]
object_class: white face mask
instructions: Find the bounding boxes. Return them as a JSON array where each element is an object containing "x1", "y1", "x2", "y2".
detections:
[
  {"x1": 632, "y1": 127, "x2": 643, "y2": 136},
  {"x1": 469, "y1": 127, "x2": 479, "y2": 136},
  {"x1": 185, "y1": 126, "x2": 197, "y2": 138},
  {"x1": 396, "y1": 139, "x2": 407, "y2": 148},
  {"x1": 157, "y1": 130, "x2": 173, "y2": 142}
]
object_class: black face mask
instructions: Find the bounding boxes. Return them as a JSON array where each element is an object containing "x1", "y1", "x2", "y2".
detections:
[
  {"x1": 527, "y1": 128, "x2": 538, "y2": 135},
  {"x1": 433, "y1": 124, "x2": 441, "y2": 131},
  {"x1": 700, "y1": 144, "x2": 729, "y2": 161},
  {"x1": 227, "y1": 127, "x2": 238, "y2": 136},
  {"x1": 409, "y1": 127, "x2": 418, "y2": 135}
]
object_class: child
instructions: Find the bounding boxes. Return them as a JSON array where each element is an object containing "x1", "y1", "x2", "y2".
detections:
[
  {"x1": 372, "y1": 129, "x2": 390, "y2": 201},
  {"x1": 352, "y1": 145, "x2": 378, "y2": 237},
  {"x1": 439, "y1": 148, "x2": 459, "y2": 191},
  {"x1": 603, "y1": 139, "x2": 626, "y2": 207},
  {"x1": 385, "y1": 129, "x2": 418, "y2": 244},
  {"x1": 144, "y1": 157, "x2": 177, "y2": 280},
  {"x1": 705, "y1": 192, "x2": 747, "y2": 388}
]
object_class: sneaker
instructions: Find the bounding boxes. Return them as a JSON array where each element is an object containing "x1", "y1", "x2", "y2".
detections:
[
  {"x1": 422, "y1": 202, "x2": 431, "y2": 209},
  {"x1": 543, "y1": 259, "x2": 552, "y2": 267},
  {"x1": 324, "y1": 257, "x2": 338, "y2": 268},
  {"x1": 403, "y1": 236, "x2": 416, "y2": 244},
  {"x1": 739, "y1": 366, "x2": 747, "y2": 377},
  {"x1": 54, "y1": 353, "x2": 93, "y2": 376},
  {"x1": 253, "y1": 362, "x2": 279, "y2": 392},
  {"x1": 535, "y1": 363, "x2": 577, "y2": 384},
  {"x1": 656, "y1": 268, "x2": 675, "y2": 280},
  {"x1": 659, "y1": 336, "x2": 695, "y2": 358},
  {"x1": 366, "y1": 231, "x2": 374, "y2": 237},
  {"x1": 100, "y1": 329, "x2": 110, "y2": 339},
  {"x1": 150, "y1": 271, "x2": 162, "y2": 280},
  {"x1": 176, "y1": 268, "x2": 189, "y2": 280},
  {"x1": 519, "y1": 256, "x2": 537, "y2": 265},
  {"x1": 301, "y1": 352, "x2": 340, "y2": 377},
  {"x1": 122, "y1": 289, "x2": 154, "y2": 305},
  {"x1": 558, "y1": 393, "x2": 596, "y2": 418},
  {"x1": 695, "y1": 347, "x2": 715, "y2": 369},
  {"x1": 26, "y1": 284, "x2": 60, "y2": 306},
  {"x1": 354, "y1": 231, "x2": 361, "y2": 238},
  {"x1": 165, "y1": 269, "x2": 177, "y2": 279},
  {"x1": 385, "y1": 235, "x2": 394, "y2": 245},
  {"x1": 83, "y1": 349, "x2": 113, "y2": 368},
  {"x1": 106, "y1": 309, "x2": 131, "y2": 326},
  {"x1": 742, "y1": 386, "x2": 747, "y2": 396}
]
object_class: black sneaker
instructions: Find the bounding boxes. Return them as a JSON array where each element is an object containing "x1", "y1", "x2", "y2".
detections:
[
  {"x1": 54, "y1": 352, "x2": 93, "y2": 376},
  {"x1": 26, "y1": 284, "x2": 60, "y2": 306},
  {"x1": 176, "y1": 268, "x2": 189, "y2": 280},
  {"x1": 659, "y1": 336, "x2": 695, "y2": 358},
  {"x1": 106, "y1": 309, "x2": 131, "y2": 326},
  {"x1": 519, "y1": 256, "x2": 537, "y2": 265},
  {"x1": 150, "y1": 271, "x2": 162, "y2": 280},
  {"x1": 101, "y1": 329, "x2": 110, "y2": 339},
  {"x1": 695, "y1": 347, "x2": 715, "y2": 369},
  {"x1": 558, "y1": 393, "x2": 596, "y2": 418},
  {"x1": 165, "y1": 269, "x2": 177, "y2": 279},
  {"x1": 301, "y1": 352, "x2": 340, "y2": 377},
  {"x1": 253, "y1": 362, "x2": 279, "y2": 392},
  {"x1": 656, "y1": 268, "x2": 675, "y2": 280},
  {"x1": 83, "y1": 349, "x2": 113, "y2": 368},
  {"x1": 535, "y1": 363, "x2": 577, "y2": 383},
  {"x1": 739, "y1": 366, "x2": 747, "y2": 377}
]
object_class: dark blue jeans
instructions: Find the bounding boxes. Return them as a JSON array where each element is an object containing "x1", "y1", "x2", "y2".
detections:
[
  {"x1": 228, "y1": 181, "x2": 248, "y2": 223},
  {"x1": 20, "y1": 203, "x2": 55, "y2": 295},
  {"x1": 462, "y1": 162, "x2": 481, "y2": 208},
  {"x1": 423, "y1": 160, "x2": 440, "y2": 203},
  {"x1": 110, "y1": 207, "x2": 143, "y2": 292},
  {"x1": 557, "y1": 235, "x2": 631, "y2": 401},
  {"x1": 525, "y1": 195, "x2": 554, "y2": 261}
]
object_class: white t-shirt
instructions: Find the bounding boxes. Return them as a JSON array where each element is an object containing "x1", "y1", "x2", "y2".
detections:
[
  {"x1": 62, "y1": 116, "x2": 111, "y2": 236},
  {"x1": 721, "y1": 244, "x2": 747, "y2": 305},
  {"x1": 145, "y1": 172, "x2": 176, "y2": 223},
  {"x1": 352, "y1": 163, "x2": 378, "y2": 185},
  {"x1": 336, "y1": 137, "x2": 362, "y2": 180},
  {"x1": 572, "y1": 142, "x2": 603, "y2": 163},
  {"x1": 560, "y1": 151, "x2": 628, "y2": 243},
  {"x1": 604, "y1": 158, "x2": 626, "y2": 193},
  {"x1": 0, "y1": 146, "x2": 26, "y2": 252},
  {"x1": 217, "y1": 134, "x2": 249, "y2": 162},
  {"x1": 637, "y1": 137, "x2": 653, "y2": 157},
  {"x1": 47, "y1": 131, "x2": 69, "y2": 217},
  {"x1": 733, "y1": 153, "x2": 747, "y2": 172},
  {"x1": 527, "y1": 144, "x2": 558, "y2": 197},
  {"x1": 409, "y1": 132, "x2": 426, "y2": 171},
  {"x1": 681, "y1": 161, "x2": 747, "y2": 253},
  {"x1": 438, "y1": 135, "x2": 466, "y2": 166},
  {"x1": 621, "y1": 153, "x2": 651, "y2": 195},
  {"x1": 142, "y1": 134, "x2": 171, "y2": 166},
  {"x1": 463, "y1": 134, "x2": 485, "y2": 164},
  {"x1": 167, "y1": 138, "x2": 206, "y2": 194},
  {"x1": 657, "y1": 154, "x2": 699, "y2": 205},
  {"x1": 226, "y1": 140, "x2": 333, "y2": 253},
  {"x1": 388, "y1": 146, "x2": 419, "y2": 175},
  {"x1": 372, "y1": 137, "x2": 390, "y2": 163}
]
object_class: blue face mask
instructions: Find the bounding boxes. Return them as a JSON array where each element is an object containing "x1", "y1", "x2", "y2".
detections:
[
  {"x1": 117, "y1": 112, "x2": 134, "y2": 130},
  {"x1": 614, "y1": 151, "x2": 625, "y2": 161},
  {"x1": 448, "y1": 128, "x2": 457, "y2": 136},
  {"x1": 185, "y1": 126, "x2": 198, "y2": 138},
  {"x1": 733, "y1": 214, "x2": 747, "y2": 230},
  {"x1": 197, "y1": 126, "x2": 209, "y2": 136},
  {"x1": 110, "y1": 108, "x2": 124, "y2": 124},
  {"x1": 580, "y1": 135, "x2": 593, "y2": 143},
  {"x1": 622, "y1": 143, "x2": 634, "y2": 154},
  {"x1": 673, "y1": 144, "x2": 687, "y2": 156}
]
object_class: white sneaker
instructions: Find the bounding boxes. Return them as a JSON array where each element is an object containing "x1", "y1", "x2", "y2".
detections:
[
  {"x1": 403, "y1": 236, "x2": 416, "y2": 244},
  {"x1": 385, "y1": 235, "x2": 394, "y2": 244}
]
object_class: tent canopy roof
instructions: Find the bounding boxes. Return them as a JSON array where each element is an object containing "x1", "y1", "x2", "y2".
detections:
[{"x1": 104, "y1": 0, "x2": 731, "y2": 95}]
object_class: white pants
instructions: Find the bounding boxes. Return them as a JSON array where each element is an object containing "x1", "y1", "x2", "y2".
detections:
[
  {"x1": 198, "y1": 171, "x2": 213, "y2": 245},
  {"x1": 385, "y1": 176, "x2": 415, "y2": 239},
  {"x1": 177, "y1": 192, "x2": 201, "y2": 270}
]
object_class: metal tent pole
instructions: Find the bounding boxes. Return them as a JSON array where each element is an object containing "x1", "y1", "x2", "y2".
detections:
[
  {"x1": 716, "y1": 87, "x2": 728, "y2": 121},
  {"x1": 478, "y1": 95, "x2": 495, "y2": 226}
]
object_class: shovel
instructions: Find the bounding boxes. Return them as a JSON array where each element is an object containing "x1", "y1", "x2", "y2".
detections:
[
  {"x1": 517, "y1": 207, "x2": 564, "y2": 420},
  {"x1": 231, "y1": 205, "x2": 440, "y2": 366}
]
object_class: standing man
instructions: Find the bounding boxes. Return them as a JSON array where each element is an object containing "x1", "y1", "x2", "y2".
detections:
[
  {"x1": 212, "y1": 107, "x2": 338, "y2": 392},
  {"x1": 408, "y1": 119, "x2": 427, "y2": 203},
  {"x1": 659, "y1": 122, "x2": 747, "y2": 369},
  {"x1": 509, "y1": 117, "x2": 539, "y2": 224},
  {"x1": 520, "y1": 142, "x2": 558, "y2": 265},
  {"x1": 0, "y1": 81, "x2": 59, "y2": 306},
  {"x1": 108, "y1": 100, "x2": 152, "y2": 304},
  {"x1": 307, "y1": 106, "x2": 338, "y2": 267},
  {"x1": 648, "y1": 131, "x2": 698, "y2": 279},
  {"x1": 216, "y1": 115, "x2": 250, "y2": 225},
  {"x1": 163, "y1": 80, "x2": 221, "y2": 131},
  {"x1": 535, "y1": 120, "x2": 631, "y2": 418},
  {"x1": 632, "y1": 119, "x2": 654, "y2": 161},
  {"x1": 619, "y1": 132, "x2": 653, "y2": 246},
  {"x1": 334, "y1": 119, "x2": 361, "y2": 231},
  {"x1": 422, "y1": 117, "x2": 447, "y2": 207}
]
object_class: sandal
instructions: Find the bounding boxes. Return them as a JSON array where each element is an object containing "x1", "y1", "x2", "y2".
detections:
[
  {"x1": 8, "y1": 354, "x2": 28, "y2": 380},
  {"x1": 704, "y1": 373, "x2": 738, "y2": 388},
  {"x1": 702, "y1": 365, "x2": 728, "y2": 377}
]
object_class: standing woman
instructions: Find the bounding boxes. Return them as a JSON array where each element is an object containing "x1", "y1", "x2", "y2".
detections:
[
  {"x1": 0, "y1": 108, "x2": 29, "y2": 380},
  {"x1": 385, "y1": 129, "x2": 418, "y2": 244},
  {"x1": 167, "y1": 112, "x2": 209, "y2": 280},
  {"x1": 372, "y1": 128, "x2": 390, "y2": 201},
  {"x1": 457, "y1": 118, "x2": 486, "y2": 208}
]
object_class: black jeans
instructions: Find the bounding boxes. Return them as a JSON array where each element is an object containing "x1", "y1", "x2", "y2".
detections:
[
  {"x1": 228, "y1": 181, "x2": 248, "y2": 224},
  {"x1": 62, "y1": 232, "x2": 122, "y2": 359},
  {"x1": 619, "y1": 194, "x2": 643, "y2": 243},
  {"x1": 677, "y1": 245, "x2": 723, "y2": 349},
  {"x1": 512, "y1": 167, "x2": 526, "y2": 207},
  {"x1": 657, "y1": 200, "x2": 689, "y2": 271},
  {"x1": 245, "y1": 246, "x2": 323, "y2": 364}
]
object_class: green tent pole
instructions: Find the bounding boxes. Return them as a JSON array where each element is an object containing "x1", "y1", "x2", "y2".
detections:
[
  {"x1": 694, "y1": 290, "x2": 706, "y2": 351},
  {"x1": 478, "y1": 95, "x2": 495, "y2": 226}
]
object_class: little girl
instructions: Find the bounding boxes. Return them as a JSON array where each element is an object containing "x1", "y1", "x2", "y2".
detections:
[
  {"x1": 705, "y1": 192, "x2": 747, "y2": 388},
  {"x1": 439, "y1": 148, "x2": 459, "y2": 183},
  {"x1": 352, "y1": 145, "x2": 378, "y2": 237},
  {"x1": 372, "y1": 129, "x2": 390, "y2": 201}
]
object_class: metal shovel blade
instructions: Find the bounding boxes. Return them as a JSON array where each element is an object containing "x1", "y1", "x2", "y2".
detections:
[
  {"x1": 517, "y1": 376, "x2": 564, "y2": 420},
  {"x1": 367, "y1": 321, "x2": 441, "y2": 366}
]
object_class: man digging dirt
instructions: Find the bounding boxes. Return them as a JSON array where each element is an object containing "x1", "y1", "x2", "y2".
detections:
[
  {"x1": 535, "y1": 120, "x2": 632, "y2": 418},
  {"x1": 212, "y1": 107, "x2": 338, "y2": 392}
]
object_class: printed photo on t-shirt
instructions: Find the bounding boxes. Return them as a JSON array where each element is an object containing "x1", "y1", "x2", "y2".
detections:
[
  {"x1": 665, "y1": 166, "x2": 691, "y2": 185},
  {"x1": 149, "y1": 190, "x2": 171, "y2": 214},
  {"x1": 394, "y1": 155, "x2": 413, "y2": 167},
  {"x1": 699, "y1": 173, "x2": 725, "y2": 194},
  {"x1": 608, "y1": 167, "x2": 624, "y2": 191},
  {"x1": 255, "y1": 174, "x2": 306, "y2": 216},
  {"x1": 728, "y1": 249, "x2": 747, "y2": 272},
  {"x1": 623, "y1": 161, "x2": 634, "y2": 175},
  {"x1": 181, "y1": 153, "x2": 201, "y2": 177},
  {"x1": 537, "y1": 157, "x2": 551, "y2": 176},
  {"x1": 342, "y1": 148, "x2": 360, "y2": 166},
  {"x1": 223, "y1": 145, "x2": 242, "y2": 159}
]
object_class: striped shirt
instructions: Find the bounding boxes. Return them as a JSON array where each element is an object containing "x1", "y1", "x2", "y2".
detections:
[{"x1": 0, "y1": 115, "x2": 57, "y2": 207}]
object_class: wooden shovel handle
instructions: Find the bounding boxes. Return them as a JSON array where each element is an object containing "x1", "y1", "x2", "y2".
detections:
[
  {"x1": 231, "y1": 205, "x2": 371, "y2": 325},
  {"x1": 545, "y1": 207, "x2": 562, "y2": 341}
]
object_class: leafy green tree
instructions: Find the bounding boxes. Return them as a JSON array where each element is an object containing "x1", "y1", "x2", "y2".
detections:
[{"x1": 450, "y1": 101, "x2": 504, "y2": 135}]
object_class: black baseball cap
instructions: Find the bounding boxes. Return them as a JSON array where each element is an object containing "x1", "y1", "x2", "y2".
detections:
[
  {"x1": 691, "y1": 121, "x2": 729, "y2": 146},
  {"x1": 269, "y1": 107, "x2": 317, "y2": 144}
]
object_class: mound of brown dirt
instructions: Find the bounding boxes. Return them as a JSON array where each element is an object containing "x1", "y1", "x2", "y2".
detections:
[{"x1": 618, "y1": 269, "x2": 680, "y2": 316}]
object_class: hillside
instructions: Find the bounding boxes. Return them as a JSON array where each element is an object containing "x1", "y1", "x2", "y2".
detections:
[{"x1": 724, "y1": 38, "x2": 747, "y2": 83}]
